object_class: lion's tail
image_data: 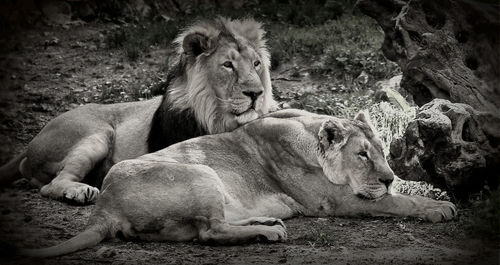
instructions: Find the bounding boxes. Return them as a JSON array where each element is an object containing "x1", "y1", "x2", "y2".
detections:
[
  {"x1": 0, "y1": 150, "x2": 28, "y2": 185},
  {"x1": 18, "y1": 222, "x2": 109, "y2": 258}
]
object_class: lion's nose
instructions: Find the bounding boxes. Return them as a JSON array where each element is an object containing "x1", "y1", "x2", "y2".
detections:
[
  {"x1": 242, "y1": 90, "x2": 263, "y2": 101},
  {"x1": 379, "y1": 175, "x2": 394, "y2": 188}
]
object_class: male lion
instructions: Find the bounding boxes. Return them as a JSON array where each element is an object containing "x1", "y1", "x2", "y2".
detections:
[
  {"x1": 0, "y1": 17, "x2": 277, "y2": 204},
  {"x1": 21, "y1": 109, "x2": 456, "y2": 257}
]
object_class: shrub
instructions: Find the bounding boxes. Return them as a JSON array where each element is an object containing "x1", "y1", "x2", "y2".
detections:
[{"x1": 368, "y1": 102, "x2": 416, "y2": 154}]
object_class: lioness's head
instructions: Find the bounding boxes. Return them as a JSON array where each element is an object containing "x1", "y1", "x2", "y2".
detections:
[
  {"x1": 168, "y1": 17, "x2": 277, "y2": 134},
  {"x1": 317, "y1": 112, "x2": 395, "y2": 199}
]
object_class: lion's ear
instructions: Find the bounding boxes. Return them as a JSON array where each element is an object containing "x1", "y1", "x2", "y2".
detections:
[
  {"x1": 182, "y1": 33, "x2": 214, "y2": 57},
  {"x1": 318, "y1": 120, "x2": 347, "y2": 150},
  {"x1": 354, "y1": 110, "x2": 374, "y2": 129}
]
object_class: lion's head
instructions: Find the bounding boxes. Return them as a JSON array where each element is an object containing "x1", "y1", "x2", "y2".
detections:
[
  {"x1": 317, "y1": 112, "x2": 395, "y2": 199},
  {"x1": 167, "y1": 17, "x2": 277, "y2": 134}
]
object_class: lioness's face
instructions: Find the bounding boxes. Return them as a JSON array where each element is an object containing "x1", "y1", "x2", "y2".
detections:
[
  {"x1": 206, "y1": 38, "x2": 266, "y2": 124},
  {"x1": 318, "y1": 114, "x2": 395, "y2": 199},
  {"x1": 340, "y1": 131, "x2": 394, "y2": 199}
]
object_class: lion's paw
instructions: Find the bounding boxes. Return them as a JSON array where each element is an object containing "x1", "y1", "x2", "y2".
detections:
[
  {"x1": 249, "y1": 217, "x2": 286, "y2": 228},
  {"x1": 41, "y1": 181, "x2": 100, "y2": 205},
  {"x1": 258, "y1": 224, "x2": 287, "y2": 242},
  {"x1": 62, "y1": 184, "x2": 100, "y2": 204},
  {"x1": 420, "y1": 199, "x2": 457, "y2": 223}
]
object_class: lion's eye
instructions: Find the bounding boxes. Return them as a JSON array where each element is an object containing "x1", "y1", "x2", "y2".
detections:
[
  {"x1": 358, "y1": 151, "x2": 369, "y2": 159},
  {"x1": 254, "y1": 60, "x2": 261, "y2": 67},
  {"x1": 223, "y1": 61, "x2": 233, "y2": 69}
]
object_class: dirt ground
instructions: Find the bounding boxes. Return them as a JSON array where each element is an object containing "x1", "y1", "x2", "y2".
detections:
[{"x1": 0, "y1": 22, "x2": 498, "y2": 265}]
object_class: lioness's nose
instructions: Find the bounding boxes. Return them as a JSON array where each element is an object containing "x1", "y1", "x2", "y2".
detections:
[
  {"x1": 242, "y1": 90, "x2": 263, "y2": 101},
  {"x1": 379, "y1": 176, "x2": 394, "y2": 188}
]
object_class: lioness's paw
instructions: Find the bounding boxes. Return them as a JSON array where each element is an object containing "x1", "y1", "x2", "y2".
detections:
[
  {"x1": 421, "y1": 200, "x2": 457, "y2": 223},
  {"x1": 258, "y1": 225, "x2": 287, "y2": 242},
  {"x1": 250, "y1": 217, "x2": 286, "y2": 228},
  {"x1": 63, "y1": 185, "x2": 100, "y2": 205}
]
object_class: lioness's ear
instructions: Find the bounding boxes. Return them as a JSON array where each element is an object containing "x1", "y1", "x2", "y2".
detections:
[
  {"x1": 182, "y1": 33, "x2": 214, "y2": 57},
  {"x1": 354, "y1": 111, "x2": 374, "y2": 128},
  {"x1": 318, "y1": 120, "x2": 346, "y2": 150}
]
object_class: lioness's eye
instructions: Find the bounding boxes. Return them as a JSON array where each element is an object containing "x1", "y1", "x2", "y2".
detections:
[
  {"x1": 223, "y1": 61, "x2": 233, "y2": 69},
  {"x1": 254, "y1": 60, "x2": 261, "y2": 67},
  {"x1": 358, "y1": 151, "x2": 369, "y2": 159}
]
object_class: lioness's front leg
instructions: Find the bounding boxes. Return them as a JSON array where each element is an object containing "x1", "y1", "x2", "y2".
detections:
[
  {"x1": 40, "y1": 133, "x2": 112, "y2": 204},
  {"x1": 335, "y1": 193, "x2": 457, "y2": 222}
]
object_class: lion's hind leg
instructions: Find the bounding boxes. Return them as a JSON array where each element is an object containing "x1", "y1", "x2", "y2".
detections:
[
  {"x1": 194, "y1": 217, "x2": 287, "y2": 245},
  {"x1": 40, "y1": 132, "x2": 112, "y2": 204},
  {"x1": 229, "y1": 217, "x2": 286, "y2": 228}
]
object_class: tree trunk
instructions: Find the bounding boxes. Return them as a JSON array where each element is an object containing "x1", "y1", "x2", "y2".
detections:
[{"x1": 357, "y1": 0, "x2": 500, "y2": 113}]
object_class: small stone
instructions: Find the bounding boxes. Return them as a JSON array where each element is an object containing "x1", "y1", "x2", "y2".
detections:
[
  {"x1": 281, "y1": 102, "x2": 291, "y2": 109},
  {"x1": 71, "y1": 41, "x2": 85, "y2": 48}
]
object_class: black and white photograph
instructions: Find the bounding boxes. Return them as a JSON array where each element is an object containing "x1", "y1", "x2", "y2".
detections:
[{"x1": 0, "y1": 0, "x2": 498, "y2": 264}]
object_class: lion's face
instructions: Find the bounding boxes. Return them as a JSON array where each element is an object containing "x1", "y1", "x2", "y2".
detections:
[
  {"x1": 170, "y1": 18, "x2": 277, "y2": 134},
  {"x1": 318, "y1": 112, "x2": 395, "y2": 200},
  {"x1": 205, "y1": 37, "x2": 266, "y2": 125}
]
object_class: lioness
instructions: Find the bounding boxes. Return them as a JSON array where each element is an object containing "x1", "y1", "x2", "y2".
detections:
[
  {"x1": 0, "y1": 17, "x2": 277, "y2": 204},
  {"x1": 21, "y1": 109, "x2": 456, "y2": 257}
]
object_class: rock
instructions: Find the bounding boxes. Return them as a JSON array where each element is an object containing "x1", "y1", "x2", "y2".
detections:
[
  {"x1": 389, "y1": 99, "x2": 500, "y2": 198},
  {"x1": 357, "y1": 0, "x2": 500, "y2": 114},
  {"x1": 280, "y1": 102, "x2": 291, "y2": 109}
]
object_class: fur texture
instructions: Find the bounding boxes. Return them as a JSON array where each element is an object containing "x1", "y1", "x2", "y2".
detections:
[
  {"x1": 20, "y1": 109, "x2": 457, "y2": 257},
  {"x1": 148, "y1": 17, "x2": 278, "y2": 151},
  {"x1": 0, "y1": 17, "x2": 277, "y2": 205}
]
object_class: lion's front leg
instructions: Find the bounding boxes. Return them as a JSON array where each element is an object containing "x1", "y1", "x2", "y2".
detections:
[{"x1": 335, "y1": 193, "x2": 457, "y2": 223}]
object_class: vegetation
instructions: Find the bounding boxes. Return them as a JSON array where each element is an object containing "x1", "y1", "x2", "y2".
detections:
[
  {"x1": 105, "y1": 21, "x2": 178, "y2": 61},
  {"x1": 103, "y1": 1, "x2": 399, "y2": 78}
]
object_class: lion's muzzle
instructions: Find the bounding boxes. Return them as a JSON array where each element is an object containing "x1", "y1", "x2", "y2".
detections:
[{"x1": 242, "y1": 90, "x2": 263, "y2": 109}]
